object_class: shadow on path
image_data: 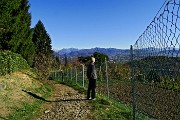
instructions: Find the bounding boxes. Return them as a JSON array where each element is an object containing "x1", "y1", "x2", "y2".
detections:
[
  {"x1": 0, "y1": 116, "x2": 8, "y2": 120},
  {"x1": 22, "y1": 90, "x2": 50, "y2": 102},
  {"x1": 22, "y1": 90, "x2": 88, "y2": 102}
]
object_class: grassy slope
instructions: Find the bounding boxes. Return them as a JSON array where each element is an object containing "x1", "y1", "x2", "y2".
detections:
[{"x1": 0, "y1": 70, "x2": 53, "y2": 120}]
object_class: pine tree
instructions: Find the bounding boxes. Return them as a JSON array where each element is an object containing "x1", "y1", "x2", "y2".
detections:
[
  {"x1": 93, "y1": 52, "x2": 109, "y2": 67},
  {"x1": 32, "y1": 20, "x2": 53, "y2": 80},
  {"x1": 0, "y1": 0, "x2": 35, "y2": 66},
  {"x1": 0, "y1": 0, "x2": 14, "y2": 50},
  {"x1": 32, "y1": 20, "x2": 53, "y2": 57}
]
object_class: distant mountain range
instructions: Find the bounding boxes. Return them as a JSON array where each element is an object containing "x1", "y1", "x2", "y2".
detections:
[
  {"x1": 53, "y1": 47, "x2": 130, "y2": 58},
  {"x1": 53, "y1": 47, "x2": 180, "y2": 63}
]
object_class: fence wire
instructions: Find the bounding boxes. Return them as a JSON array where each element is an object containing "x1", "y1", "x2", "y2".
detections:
[
  {"x1": 49, "y1": 60, "x2": 147, "y2": 119},
  {"x1": 133, "y1": 0, "x2": 180, "y2": 120},
  {"x1": 49, "y1": 0, "x2": 180, "y2": 119}
]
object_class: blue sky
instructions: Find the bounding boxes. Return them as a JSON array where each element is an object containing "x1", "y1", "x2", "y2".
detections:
[{"x1": 29, "y1": 0, "x2": 165, "y2": 50}]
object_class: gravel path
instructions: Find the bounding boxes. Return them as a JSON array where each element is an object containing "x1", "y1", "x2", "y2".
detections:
[{"x1": 36, "y1": 82, "x2": 93, "y2": 120}]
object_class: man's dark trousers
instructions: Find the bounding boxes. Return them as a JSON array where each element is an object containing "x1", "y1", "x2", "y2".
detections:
[{"x1": 87, "y1": 79, "x2": 96, "y2": 99}]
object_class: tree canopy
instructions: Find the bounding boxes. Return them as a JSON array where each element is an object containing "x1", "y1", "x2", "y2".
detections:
[
  {"x1": 78, "y1": 52, "x2": 109, "y2": 66},
  {"x1": 32, "y1": 20, "x2": 53, "y2": 57},
  {"x1": 0, "y1": 0, "x2": 35, "y2": 65}
]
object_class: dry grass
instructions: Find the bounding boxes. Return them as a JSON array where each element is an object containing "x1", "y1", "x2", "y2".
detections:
[{"x1": 0, "y1": 71, "x2": 45, "y2": 119}]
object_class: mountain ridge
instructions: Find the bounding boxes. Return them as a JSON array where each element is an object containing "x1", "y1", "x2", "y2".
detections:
[{"x1": 53, "y1": 47, "x2": 130, "y2": 57}]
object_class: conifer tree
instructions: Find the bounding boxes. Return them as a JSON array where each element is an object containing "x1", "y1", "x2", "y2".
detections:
[
  {"x1": 32, "y1": 20, "x2": 53, "y2": 57},
  {"x1": 0, "y1": 0, "x2": 35, "y2": 66},
  {"x1": 0, "y1": 0, "x2": 14, "y2": 50},
  {"x1": 32, "y1": 20, "x2": 53, "y2": 79}
]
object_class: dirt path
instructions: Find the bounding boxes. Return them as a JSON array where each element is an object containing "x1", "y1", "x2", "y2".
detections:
[{"x1": 34, "y1": 81, "x2": 93, "y2": 120}]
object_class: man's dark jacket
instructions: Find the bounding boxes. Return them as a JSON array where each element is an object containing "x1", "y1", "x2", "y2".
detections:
[{"x1": 87, "y1": 63, "x2": 97, "y2": 80}]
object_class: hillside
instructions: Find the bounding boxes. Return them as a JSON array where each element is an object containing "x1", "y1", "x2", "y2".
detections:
[
  {"x1": 0, "y1": 71, "x2": 52, "y2": 120},
  {"x1": 54, "y1": 47, "x2": 130, "y2": 58}
]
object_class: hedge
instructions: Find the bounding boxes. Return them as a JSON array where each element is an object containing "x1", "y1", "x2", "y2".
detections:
[{"x1": 0, "y1": 50, "x2": 29, "y2": 75}]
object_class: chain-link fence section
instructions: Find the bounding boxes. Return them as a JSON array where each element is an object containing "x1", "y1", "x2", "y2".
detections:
[
  {"x1": 133, "y1": 0, "x2": 180, "y2": 119},
  {"x1": 49, "y1": 0, "x2": 180, "y2": 119},
  {"x1": 49, "y1": 58, "x2": 138, "y2": 119},
  {"x1": 49, "y1": 65, "x2": 89, "y2": 88}
]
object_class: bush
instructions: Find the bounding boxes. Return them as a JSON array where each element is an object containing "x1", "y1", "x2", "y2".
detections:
[
  {"x1": 0, "y1": 50, "x2": 29, "y2": 75},
  {"x1": 34, "y1": 53, "x2": 52, "y2": 80},
  {"x1": 136, "y1": 74, "x2": 144, "y2": 83},
  {"x1": 146, "y1": 70, "x2": 161, "y2": 83}
]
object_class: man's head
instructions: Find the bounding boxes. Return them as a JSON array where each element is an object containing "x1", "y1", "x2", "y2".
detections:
[{"x1": 91, "y1": 57, "x2": 95, "y2": 63}]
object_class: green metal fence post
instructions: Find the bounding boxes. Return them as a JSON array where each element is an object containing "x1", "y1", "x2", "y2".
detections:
[{"x1": 131, "y1": 45, "x2": 136, "y2": 120}]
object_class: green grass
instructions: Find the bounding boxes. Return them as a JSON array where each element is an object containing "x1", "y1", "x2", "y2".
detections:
[
  {"x1": 88, "y1": 94, "x2": 155, "y2": 120},
  {"x1": 90, "y1": 95, "x2": 129, "y2": 120},
  {"x1": 8, "y1": 82, "x2": 53, "y2": 120}
]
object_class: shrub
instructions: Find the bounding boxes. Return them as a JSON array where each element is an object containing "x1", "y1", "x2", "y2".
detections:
[
  {"x1": 0, "y1": 50, "x2": 29, "y2": 75},
  {"x1": 34, "y1": 53, "x2": 52, "y2": 80},
  {"x1": 146, "y1": 70, "x2": 161, "y2": 83}
]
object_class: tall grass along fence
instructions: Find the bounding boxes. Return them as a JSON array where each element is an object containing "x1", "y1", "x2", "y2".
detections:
[{"x1": 132, "y1": 0, "x2": 180, "y2": 120}]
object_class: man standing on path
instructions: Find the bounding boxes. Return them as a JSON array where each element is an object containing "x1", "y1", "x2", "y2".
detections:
[{"x1": 87, "y1": 57, "x2": 97, "y2": 100}]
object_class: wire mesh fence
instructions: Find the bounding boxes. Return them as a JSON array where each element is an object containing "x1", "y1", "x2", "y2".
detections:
[
  {"x1": 49, "y1": 65, "x2": 90, "y2": 89},
  {"x1": 133, "y1": 0, "x2": 180, "y2": 119},
  {"x1": 49, "y1": 59, "x2": 141, "y2": 119},
  {"x1": 49, "y1": 0, "x2": 180, "y2": 119}
]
